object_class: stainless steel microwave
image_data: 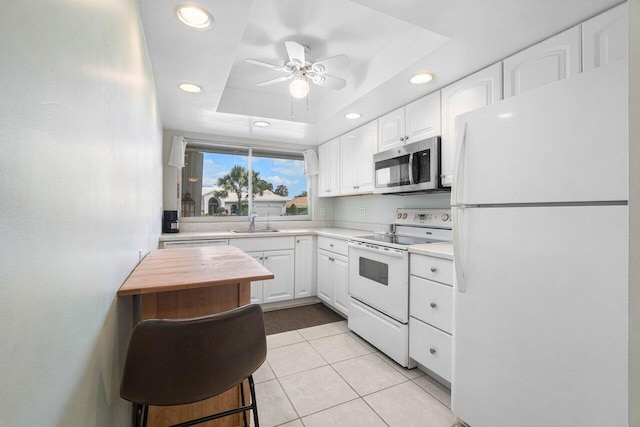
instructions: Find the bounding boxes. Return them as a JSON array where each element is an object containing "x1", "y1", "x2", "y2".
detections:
[{"x1": 373, "y1": 137, "x2": 444, "y2": 195}]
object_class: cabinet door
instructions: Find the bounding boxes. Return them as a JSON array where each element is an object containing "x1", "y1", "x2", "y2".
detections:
[
  {"x1": 246, "y1": 252, "x2": 263, "y2": 304},
  {"x1": 405, "y1": 91, "x2": 441, "y2": 142},
  {"x1": 333, "y1": 254, "x2": 349, "y2": 316},
  {"x1": 294, "y1": 236, "x2": 316, "y2": 298},
  {"x1": 318, "y1": 138, "x2": 340, "y2": 197},
  {"x1": 582, "y1": 3, "x2": 627, "y2": 71},
  {"x1": 378, "y1": 107, "x2": 406, "y2": 151},
  {"x1": 503, "y1": 26, "x2": 581, "y2": 99},
  {"x1": 339, "y1": 130, "x2": 357, "y2": 195},
  {"x1": 317, "y1": 250, "x2": 333, "y2": 304},
  {"x1": 355, "y1": 120, "x2": 378, "y2": 193},
  {"x1": 441, "y1": 63, "x2": 502, "y2": 187},
  {"x1": 262, "y1": 250, "x2": 295, "y2": 303}
]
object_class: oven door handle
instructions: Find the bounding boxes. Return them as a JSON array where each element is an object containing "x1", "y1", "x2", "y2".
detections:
[{"x1": 348, "y1": 242, "x2": 406, "y2": 258}]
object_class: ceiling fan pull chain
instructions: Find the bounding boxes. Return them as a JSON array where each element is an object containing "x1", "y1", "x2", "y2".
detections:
[{"x1": 291, "y1": 97, "x2": 294, "y2": 120}]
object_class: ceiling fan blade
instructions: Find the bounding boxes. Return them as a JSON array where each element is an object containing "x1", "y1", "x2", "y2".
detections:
[
  {"x1": 245, "y1": 59, "x2": 288, "y2": 73},
  {"x1": 256, "y1": 75, "x2": 293, "y2": 87},
  {"x1": 311, "y1": 74, "x2": 347, "y2": 90},
  {"x1": 311, "y1": 55, "x2": 351, "y2": 74},
  {"x1": 285, "y1": 41, "x2": 306, "y2": 67}
]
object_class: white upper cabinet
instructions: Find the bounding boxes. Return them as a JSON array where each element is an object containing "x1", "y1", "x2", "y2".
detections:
[
  {"x1": 441, "y1": 63, "x2": 502, "y2": 187},
  {"x1": 355, "y1": 120, "x2": 378, "y2": 192},
  {"x1": 339, "y1": 130, "x2": 358, "y2": 195},
  {"x1": 378, "y1": 91, "x2": 441, "y2": 152},
  {"x1": 340, "y1": 121, "x2": 378, "y2": 195},
  {"x1": 405, "y1": 91, "x2": 441, "y2": 142},
  {"x1": 582, "y1": 3, "x2": 628, "y2": 71},
  {"x1": 378, "y1": 107, "x2": 406, "y2": 151},
  {"x1": 318, "y1": 138, "x2": 340, "y2": 197},
  {"x1": 503, "y1": 26, "x2": 581, "y2": 99}
]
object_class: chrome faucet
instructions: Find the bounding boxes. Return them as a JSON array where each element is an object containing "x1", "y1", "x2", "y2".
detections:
[{"x1": 249, "y1": 212, "x2": 258, "y2": 231}]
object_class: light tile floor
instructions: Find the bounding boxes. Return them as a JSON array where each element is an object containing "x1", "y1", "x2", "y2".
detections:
[{"x1": 251, "y1": 320, "x2": 461, "y2": 427}]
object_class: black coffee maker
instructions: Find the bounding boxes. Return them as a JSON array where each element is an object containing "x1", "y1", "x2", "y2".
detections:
[{"x1": 162, "y1": 210, "x2": 179, "y2": 233}]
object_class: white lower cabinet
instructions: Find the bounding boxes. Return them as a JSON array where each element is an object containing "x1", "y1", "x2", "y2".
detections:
[
  {"x1": 294, "y1": 235, "x2": 316, "y2": 298},
  {"x1": 409, "y1": 253, "x2": 453, "y2": 382},
  {"x1": 317, "y1": 236, "x2": 349, "y2": 316},
  {"x1": 230, "y1": 237, "x2": 295, "y2": 305},
  {"x1": 245, "y1": 250, "x2": 295, "y2": 304}
]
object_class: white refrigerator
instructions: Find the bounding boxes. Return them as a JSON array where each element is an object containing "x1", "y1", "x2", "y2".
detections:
[{"x1": 451, "y1": 60, "x2": 628, "y2": 426}]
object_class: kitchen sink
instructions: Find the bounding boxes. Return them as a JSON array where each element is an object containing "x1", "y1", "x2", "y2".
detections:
[{"x1": 230, "y1": 229, "x2": 279, "y2": 233}]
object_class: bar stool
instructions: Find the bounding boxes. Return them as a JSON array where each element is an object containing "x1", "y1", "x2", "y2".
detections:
[{"x1": 120, "y1": 304, "x2": 267, "y2": 427}]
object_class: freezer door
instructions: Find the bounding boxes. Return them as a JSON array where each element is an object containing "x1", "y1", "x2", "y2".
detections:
[
  {"x1": 452, "y1": 205, "x2": 628, "y2": 426},
  {"x1": 454, "y1": 60, "x2": 627, "y2": 206}
]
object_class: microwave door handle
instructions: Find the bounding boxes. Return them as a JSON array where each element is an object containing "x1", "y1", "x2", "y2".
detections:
[{"x1": 408, "y1": 153, "x2": 414, "y2": 185}]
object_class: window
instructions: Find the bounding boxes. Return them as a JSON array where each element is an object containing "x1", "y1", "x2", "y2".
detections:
[{"x1": 181, "y1": 142, "x2": 309, "y2": 220}]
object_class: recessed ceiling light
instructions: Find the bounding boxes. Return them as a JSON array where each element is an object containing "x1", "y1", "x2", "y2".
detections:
[
  {"x1": 174, "y1": 4, "x2": 213, "y2": 29},
  {"x1": 344, "y1": 112, "x2": 361, "y2": 120},
  {"x1": 253, "y1": 121, "x2": 270, "y2": 127},
  {"x1": 409, "y1": 72, "x2": 435, "y2": 85},
  {"x1": 178, "y1": 82, "x2": 202, "y2": 93}
]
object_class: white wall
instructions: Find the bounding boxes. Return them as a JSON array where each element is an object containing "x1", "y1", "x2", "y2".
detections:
[
  {"x1": 0, "y1": 1, "x2": 162, "y2": 425},
  {"x1": 333, "y1": 193, "x2": 451, "y2": 225},
  {"x1": 629, "y1": 0, "x2": 639, "y2": 424}
]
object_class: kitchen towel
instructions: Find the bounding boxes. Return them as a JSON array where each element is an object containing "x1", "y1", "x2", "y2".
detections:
[
  {"x1": 303, "y1": 149, "x2": 319, "y2": 176},
  {"x1": 168, "y1": 136, "x2": 186, "y2": 168}
]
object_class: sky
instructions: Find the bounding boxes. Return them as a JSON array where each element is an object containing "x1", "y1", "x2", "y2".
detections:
[{"x1": 201, "y1": 152, "x2": 307, "y2": 197}]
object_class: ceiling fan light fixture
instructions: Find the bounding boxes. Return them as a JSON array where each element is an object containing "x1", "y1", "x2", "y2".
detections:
[
  {"x1": 178, "y1": 82, "x2": 202, "y2": 93},
  {"x1": 253, "y1": 121, "x2": 270, "y2": 127},
  {"x1": 344, "y1": 112, "x2": 361, "y2": 120},
  {"x1": 409, "y1": 72, "x2": 434, "y2": 85},
  {"x1": 175, "y1": 4, "x2": 213, "y2": 29},
  {"x1": 289, "y1": 76, "x2": 309, "y2": 99}
]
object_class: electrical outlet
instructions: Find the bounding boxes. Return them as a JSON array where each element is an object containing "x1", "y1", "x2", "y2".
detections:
[
  {"x1": 320, "y1": 208, "x2": 326, "y2": 216},
  {"x1": 360, "y1": 207, "x2": 366, "y2": 216}
]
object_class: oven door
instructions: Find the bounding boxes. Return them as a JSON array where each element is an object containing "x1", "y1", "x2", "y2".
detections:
[{"x1": 348, "y1": 241, "x2": 409, "y2": 323}]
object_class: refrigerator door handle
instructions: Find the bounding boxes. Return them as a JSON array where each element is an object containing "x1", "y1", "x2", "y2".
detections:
[
  {"x1": 453, "y1": 205, "x2": 466, "y2": 293},
  {"x1": 451, "y1": 118, "x2": 468, "y2": 207}
]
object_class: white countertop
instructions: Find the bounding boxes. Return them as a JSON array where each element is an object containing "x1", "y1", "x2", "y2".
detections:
[
  {"x1": 409, "y1": 243, "x2": 454, "y2": 260},
  {"x1": 159, "y1": 227, "x2": 371, "y2": 242},
  {"x1": 160, "y1": 228, "x2": 454, "y2": 260}
]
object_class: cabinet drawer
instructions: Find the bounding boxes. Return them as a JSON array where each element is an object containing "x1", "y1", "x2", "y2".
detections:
[
  {"x1": 410, "y1": 254, "x2": 453, "y2": 286},
  {"x1": 410, "y1": 276, "x2": 453, "y2": 334},
  {"x1": 409, "y1": 317, "x2": 452, "y2": 382},
  {"x1": 317, "y1": 236, "x2": 348, "y2": 256},
  {"x1": 229, "y1": 236, "x2": 294, "y2": 252}
]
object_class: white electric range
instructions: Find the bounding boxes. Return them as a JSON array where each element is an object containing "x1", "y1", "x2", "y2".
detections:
[{"x1": 348, "y1": 208, "x2": 452, "y2": 367}]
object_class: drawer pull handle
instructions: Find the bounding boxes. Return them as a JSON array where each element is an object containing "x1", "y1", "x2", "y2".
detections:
[
  {"x1": 430, "y1": 267, "x2": 438, "y2": 272},
  {"x1": 430, "y1": 302, "x2": 437, "y2": 309},
  {"x1": 429, "y1": 348, "x2": 437, "y2": 355}
]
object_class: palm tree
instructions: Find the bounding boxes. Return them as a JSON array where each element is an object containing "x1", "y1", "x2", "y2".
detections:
[{"x1": 214, "y1": 165, "x2": 271, "y2": 215}]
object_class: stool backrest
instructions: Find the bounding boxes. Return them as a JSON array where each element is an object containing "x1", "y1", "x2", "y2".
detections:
[{"x1": 120, "y1": 304, "x2": 266, "y2": 406}]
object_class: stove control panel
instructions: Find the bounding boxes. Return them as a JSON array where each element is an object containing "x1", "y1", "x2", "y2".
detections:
[{"x1": 395, "y1": 208, "x2": 452, "y2": 228}]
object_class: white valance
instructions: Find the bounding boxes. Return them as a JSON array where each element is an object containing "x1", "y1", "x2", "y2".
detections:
[
  {"x1": 303, "y1": 149, "x2": 319, "y2": 176},
  {"x1": 168, "y1": 136, "x2": 186, "y2": 168}
]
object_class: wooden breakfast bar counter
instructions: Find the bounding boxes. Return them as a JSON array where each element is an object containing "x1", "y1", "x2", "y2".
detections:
[{"x1": 118, "y1": 245, "x2": 274, "y2": 427}]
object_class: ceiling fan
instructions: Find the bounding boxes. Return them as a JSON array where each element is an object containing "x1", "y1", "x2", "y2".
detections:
[{"x1": 246, "y1": 41, "x2": 351, "y2": 99}]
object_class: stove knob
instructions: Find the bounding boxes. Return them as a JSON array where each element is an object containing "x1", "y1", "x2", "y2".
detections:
[
  {"x1": 442, "y1": 214, "x2": 450, "y2": 221},
  {"x1": 402, "y1": 213, "x2": 407, "y2": 219},
  {"x1": 397, "y1": 213, "x2": 402, "y2": 219}
]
